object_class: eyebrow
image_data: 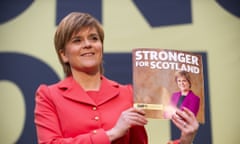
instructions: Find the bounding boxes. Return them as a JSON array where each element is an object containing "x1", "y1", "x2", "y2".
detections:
[
  {"x1": 70, "y1": 36, "x2": 81, "y2": 41},
  {"x1": 72, "y1": 31, "x2": 99, "y2": 37}
]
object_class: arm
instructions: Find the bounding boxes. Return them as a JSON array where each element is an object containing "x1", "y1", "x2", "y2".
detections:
[
  {"x1": 183, "y1": 92, "x2": 200, "y2": 116},
  {"x1": 190, "y1": 96, "x2": 200, "y2": 117},
  {"x1": 34, "y1": 85, "x2": 110, "y2": 144},
  {"x1": 106, "y1": 108, "x2": 148, "y2": 142}
]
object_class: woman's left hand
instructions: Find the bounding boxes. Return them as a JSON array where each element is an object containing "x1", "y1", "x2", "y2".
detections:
[{"x1": 171, "y1": 107, "x2": 199, "y2": 144}]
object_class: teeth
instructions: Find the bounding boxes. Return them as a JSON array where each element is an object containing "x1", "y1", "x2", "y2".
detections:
[{"x1": 82, "y1": 53, "x2": 94, "y2": 56}]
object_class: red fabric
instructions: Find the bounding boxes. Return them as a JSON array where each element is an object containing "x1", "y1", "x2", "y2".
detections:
[
  {"x1": 168, "y1": 139, "x2": 180, "y2": 144},
  {"x1": 34, "y1": 76, "x2": 147, "y2": 144},
  {"x1": 172, "y1": 139, "x2": 180, "y2": 144}
]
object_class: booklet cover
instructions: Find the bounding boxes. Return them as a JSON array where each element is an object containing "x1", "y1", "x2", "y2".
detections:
[{"x1": 132, "y1": 48, "x2": 205, "y2": 123}]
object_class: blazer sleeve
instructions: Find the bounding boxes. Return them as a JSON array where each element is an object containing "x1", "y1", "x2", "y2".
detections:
[
  {"x1": 190, "y1": 95, "x2": 200, "y2": 116},
  {"x1": 129, "y1": 126, "x2": 148, "y2": 144},
  {"x1": 183, "y1": 92, "x2": 200, "y2": 116},
  {"x1": 34, "y1": 84, "x2": 110, "y2": 144}
]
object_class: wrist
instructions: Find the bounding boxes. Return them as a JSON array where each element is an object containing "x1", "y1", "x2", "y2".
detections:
[
  {"x1": 179, "y1": 138, "x2": 193, "y2": 144},
  {"x1": 106, "y1": 128, "x2": 117, "y2": 142},
  {"x1": 107, "y1": 127, "x2": 125, "y2": 142}
]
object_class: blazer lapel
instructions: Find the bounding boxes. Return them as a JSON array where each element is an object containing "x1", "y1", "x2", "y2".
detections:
[
  {"x1": 96, "y1": 76, "x2": 120, "y2": 106},
  {"x1": 58, "y1": 76, "x2": 96, "y2": 106}
]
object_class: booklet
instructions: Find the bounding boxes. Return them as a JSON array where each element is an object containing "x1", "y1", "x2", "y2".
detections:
[{"x1": 132, "y1": 48, "x2": 205, "y2": 123}]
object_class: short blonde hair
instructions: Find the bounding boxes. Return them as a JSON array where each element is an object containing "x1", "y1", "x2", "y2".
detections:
[
  {"x1": 175, "y1": 71, "x2": 192, "y2": 88},
  {"x1": 54, "y1": 12, "x2": 104, "y2": 76}
]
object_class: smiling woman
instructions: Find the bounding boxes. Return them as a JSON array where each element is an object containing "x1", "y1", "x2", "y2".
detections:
[
  {"x1": 34, "y1": 12, "x2": 149, "y2": 144},
  {"x1": 34, "y1": 12, "x2": 199, "y2": 144},
  {"x1": 170, "y1": 71, "x2": 200, "y2": 116}
]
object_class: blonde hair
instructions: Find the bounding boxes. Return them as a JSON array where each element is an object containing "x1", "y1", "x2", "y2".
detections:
[
  {"x1": 175, "y1": 71, "x2": 192, "y2": 88},
  {"x1": 54, "y1": 12, "x2": 104, "y2": 76}
]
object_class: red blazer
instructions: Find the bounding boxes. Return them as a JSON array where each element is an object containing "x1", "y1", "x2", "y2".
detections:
[{"x1": 34, "y1": 76, "x2": 147, "y2": 144}]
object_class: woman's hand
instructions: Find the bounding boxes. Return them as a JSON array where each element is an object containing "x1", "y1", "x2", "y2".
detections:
[
  {"x1": 171, "y1": 107, "x2": 199, "y2": 144},
  {"x1": 106, "y1": 107, "x2": 148, "y2": 141}
]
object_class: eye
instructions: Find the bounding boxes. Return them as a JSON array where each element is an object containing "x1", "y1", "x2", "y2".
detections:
[
  {"x1": 72, "y1": 38, "x2": 81, "y2": 43},
  {"x1": 89, "y1": 34, "x2": 100, "y2": 41},
  {"x1": 92, "y1": 36, "x2": 99, "y2": 41}
]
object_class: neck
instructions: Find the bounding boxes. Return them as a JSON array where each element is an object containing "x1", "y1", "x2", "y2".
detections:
[
  {"x1": 72, "y1": 71, "x2": 101, "y2": 91},
  {"x1": 181, "y1": 90, "x2": 190, "y2": 96}
]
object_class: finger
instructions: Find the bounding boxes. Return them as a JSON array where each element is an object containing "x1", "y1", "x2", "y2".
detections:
[
  {"x1": 181, "y1": 107, "x2": 198, "y2": 125},
  {"x1": 121, "y1": 110, "x2": 147, "y2": 125},
  {"x1": 182, "y1": 107, "x2": 195, "y2": 118},
  {"x1": 175, "y1": 107, "x2": 194, "y2": 123},
  {"x1": 130, "y1": 117, "x2": 148, "y2": 126},
  {"x1": 182, "y1": 107, "x2": 199, "y2": 129},
  {"x1": 125, "y1": 112, "x2": 148, "y2": 126},
  {"x1": 173, "y1": 109, "x2": 199, "y2": 132},
  {"x1": 174, "y1": 109, "x2": 187, "y2": 122},
  {"x1": 127, "y1": 108, "x2": 147, "y2": 121},
  {"x1": 130, "y1": 113, "x2": 148, "y2": 124},
  {"x1": 131, "y1": 107, "x2": 146, "y2": 115},
  {"x1": 171, "y1": 114, "x2": 185, "y2": 130}
]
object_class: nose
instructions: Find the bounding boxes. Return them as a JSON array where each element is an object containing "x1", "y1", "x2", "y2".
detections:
[
  {"x1": 178, "y1": 80, "x2": 184, "y2": 86},
  {"x1": 181, "y1": 81, "x2": 185, "y2": 85},
  {"x1": 83, "y1": 39, "x2": 91, "y2": 48}
]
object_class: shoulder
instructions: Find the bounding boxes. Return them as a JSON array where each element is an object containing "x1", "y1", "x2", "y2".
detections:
[
  {"x1": 188, "y1": 91, "x2": 199, "y2": 98},
  {"x1": 38, "y1": 76, "x2": 74, "y2": 89},
  {"x1": 187, "y1": 90, "x2": 200, "y2": 101},
  {"x1": 172, "y1": 91, "x2": 181, "y2": 97},
  {"x1": 36, "y1": 80, "x2": 60, "y2": 93},
  {"x1": 35, "y1": 77, "x2": 72, "y2": 98},
  {"x1": 102, "y1": 76, "x2": 133, "y2": 91}
]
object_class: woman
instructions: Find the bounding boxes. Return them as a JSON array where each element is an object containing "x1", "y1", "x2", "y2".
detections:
[
  {"x1": 34, "y1": 12, "x2": 199, "y2": 144},
  {"x1": 171, "y1": 71, "x2": 200, "y2": 116}
]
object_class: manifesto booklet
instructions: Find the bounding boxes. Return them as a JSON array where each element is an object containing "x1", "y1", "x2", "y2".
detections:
[{"x1": 132, "y1": 48, "x2": 205, "y2": 123}]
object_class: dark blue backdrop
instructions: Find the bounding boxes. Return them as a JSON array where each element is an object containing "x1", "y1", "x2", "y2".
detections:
[{"x1": 2, "y1": 0, "x2": 239, "y2": 143}]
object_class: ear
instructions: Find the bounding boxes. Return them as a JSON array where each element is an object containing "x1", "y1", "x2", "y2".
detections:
[{"x1": 59, "y1": 49, "x2": 68, "y2": 63}]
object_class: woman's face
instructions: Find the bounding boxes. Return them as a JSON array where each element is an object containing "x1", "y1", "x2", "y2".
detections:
[
  {"x1": 176, "y1": 75, "x2": 190, "y2": 92},
  {"x1": 60, "y1": 27, "x2": 103, "y2": 74}
]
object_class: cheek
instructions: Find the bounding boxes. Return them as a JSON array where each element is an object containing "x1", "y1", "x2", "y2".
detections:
[
  {"x1": 98, "y1": 51, "x2": 103, "y2": 63},
  {"x1": 97, "y1": 43, "x2": 103, "y2": 51},
  {"x1": 62, "y1": 46, "x2": 79, "y2": 63},
  {"x1": 65, "y1": 46, "x2": 81, "y2": 60},
  {"x1": 96, "y1": 44, "x2": 103, "y2": 57}
]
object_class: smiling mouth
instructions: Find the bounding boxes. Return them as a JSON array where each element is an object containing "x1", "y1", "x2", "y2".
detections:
[{"x1": 81, "y1": 52, "x2": 95, "y2": 56}]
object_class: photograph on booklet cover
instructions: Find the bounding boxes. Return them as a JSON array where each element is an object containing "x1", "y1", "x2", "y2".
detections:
[{"x1": 132, "y1": 48, "x2": 205, "y2": 123}]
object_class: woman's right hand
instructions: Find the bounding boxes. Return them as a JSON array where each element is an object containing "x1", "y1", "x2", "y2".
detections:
[{"x1": 106, "y1": 107, "x2": 148, "y2": 141}]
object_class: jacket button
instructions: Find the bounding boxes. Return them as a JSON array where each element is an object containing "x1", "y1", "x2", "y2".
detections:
[
  {"x1": 93, "y1": 130, "x2": 97, "y2": 134},
  {"x1": 94, "y1": 116, "x2": 99, "y2": 121},
  {"x1": 92, "y1": 107, "x2": 97, "y2": 111}
]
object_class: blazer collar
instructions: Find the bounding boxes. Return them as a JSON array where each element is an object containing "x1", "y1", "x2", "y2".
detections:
[
  {"x1": 176, "y1": 90, "x2": 193, "y2": 97},
  {"x1": 57, "y1": 76, "x2": 120, "y2": 106}
]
